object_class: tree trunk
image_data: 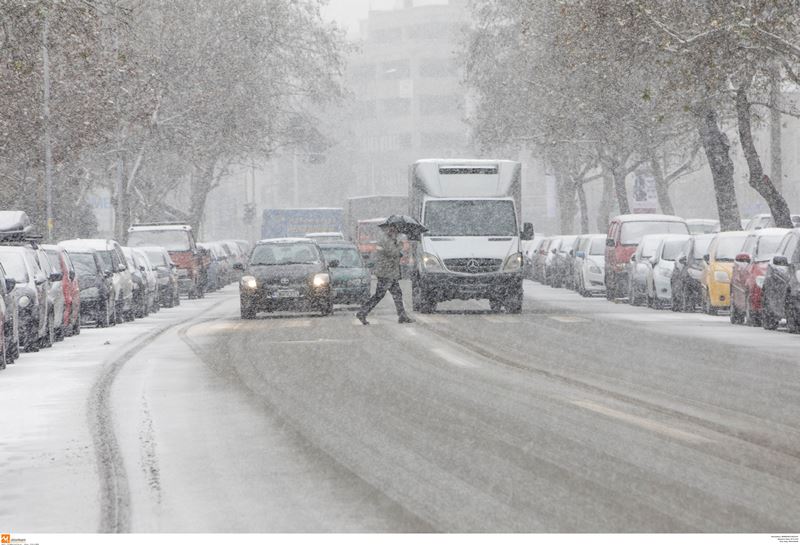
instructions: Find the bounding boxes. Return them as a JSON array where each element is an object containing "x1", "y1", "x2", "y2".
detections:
[
  {"x1": 695, "y1": 106, "x2": 741, "y2": 231},
  {"x1": 575, "y1": 179, "x2": 589, "y2": 234},
  {"x1": 611, "y1": 165, "x2": 630, "y2": 215},
  {"x1": 188, "y1": 159, "x2": 219, "y2": 236},
  {"x1": 596, "y1": 167, "x2": 614, "y2": 232},
  {"x1": 555, "y1": 170, "x2": 576, "y2": 234},
  {"x1": 735, "y1": 87, "x2": 793, "y2": 228},
  {"x1": 649, "y1": 154, "x2": 675, "y2": 215},
  {"x1": 770, "y1": 66, "x2": 783, "y2": 192}
]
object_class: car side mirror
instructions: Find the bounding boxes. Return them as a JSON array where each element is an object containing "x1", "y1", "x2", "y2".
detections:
[
  {"x1": 328, "y1": 259, "x2": 340, "y2": 268},
  {"x1": 606, "y1": 238, "x2": 615, "y2": 247},
  {"x1": 703, "y1": 254, "x2": 710, "y2": 264},
  {"x1": 118, "y1": 264, "x2": 127, "y2": 272},
  {"x1": 49, "y1": 272, "x2": 63, "y2": 282},
  {"x1": 104, "y1": 270, "x2": 113, "y2": 278},
  {"x1": 678, "y1": 256, "x2": 687, "y2": 266},
  {"x1": 69, "y1": 270, "x2": 75, "y2": 281},
  {"x1": 233, "y1": 263, "x2": 245, "y2": 271},
  {"x1": 521, "y1": 222, "x2": 534, "y2": 241},
  {"x1": 5, "y1": 278, "x2": 16, "y2": 292},
  {"x1": 735, "y1": 253, "x2": 751, "y2": 264},
  {"x1": 35, "y1": 273, "x2": 47, "y2": 285},
  {"x1": 772, "y1": 255, "x2": 789, "y2": 267},
  {"x1": 139, "y1": 265, "x2": 146, "y2": 272},
  {"x1": 630, "y1": 255, "x2": 637, "y2": 263},
  {"x1": 575, "y1": 251, "x2": 586, "y2": 259}
]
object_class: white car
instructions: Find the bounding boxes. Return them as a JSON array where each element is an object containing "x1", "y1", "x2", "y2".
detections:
[
  {"x1": 60, "y1": 239, "x2": 134, "y2": 323},
  {"x1": 627, "y1": 235, "x2": 665, "y2": 306},
  {"x1": 133, "y1": 248, "x2": 159, "y2": 313},
  {"x1": 573, "y1": 234, "x2": 606, "y2": 296},
  {"x1": 40, "y1": 245, "x2": 67, "y2": 340},
  {"x1": 645, "y1": 234, "x2": 692, "y2": 308}
]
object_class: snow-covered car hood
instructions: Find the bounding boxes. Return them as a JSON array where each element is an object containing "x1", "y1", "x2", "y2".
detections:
[{"x1": 423, "y1": 236, "x2": 519, "y2": 261}]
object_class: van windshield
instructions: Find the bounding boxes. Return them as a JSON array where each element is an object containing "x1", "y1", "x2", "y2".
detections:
[
  {"x1": 424, "y1": 200, "x2": 517, "y2": 237},
  {"x1": 620, "y1": 221, "x2": 689, "y2": 245},
  {"x1": 128, "y1": 230, "x2": 192, "y2": 251},
  {"x1": 0, "y1": 251, "x2": 28, "y2": 282}
]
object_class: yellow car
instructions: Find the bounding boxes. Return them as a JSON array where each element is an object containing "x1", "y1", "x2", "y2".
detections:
[{"x1": 702, "y1": 231, "x2": 749, "y2": 314}]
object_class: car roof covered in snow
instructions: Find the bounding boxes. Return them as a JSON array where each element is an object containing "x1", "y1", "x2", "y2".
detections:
[{"x1": 612, "y1": 214, "x2": 687, "y2": 223}]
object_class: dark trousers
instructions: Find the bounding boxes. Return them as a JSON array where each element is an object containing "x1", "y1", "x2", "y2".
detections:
[{"x1": 360, "y1": 277, "x2": 405, "y2": 316}]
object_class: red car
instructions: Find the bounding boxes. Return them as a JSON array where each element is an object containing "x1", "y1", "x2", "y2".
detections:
[
  {"x1": 604, "y1": 214, "x2": 690, "y2": 299},
  {"x1": 730, "y1": 228, "x2": 789, "y2": 326},
  {"x1": 43, "y1": 245, "x2": 81, "y2": 337}
]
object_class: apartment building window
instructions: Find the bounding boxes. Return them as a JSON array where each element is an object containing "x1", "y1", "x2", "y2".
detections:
[
  {"x1": 382, "y1": 97, "x2": 411, "y2": 116},
  {"x1": 419, "y1": 94, "x2": 460, "y2": 115},
  {"x1": 419, "y1": 58, "x2": 457, "y2": 78},
  {"x1": 381, "y1": 59, "x2": 410, "y2": 79}
]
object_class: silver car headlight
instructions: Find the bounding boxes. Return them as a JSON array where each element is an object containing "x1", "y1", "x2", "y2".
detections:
[
  {"x1": 313, "y1": 273, "x2": 330, "y2": 287},
  {"x1": 422, "y1": 252, "x2": 445, "y2": 272},
  {"x1": 241, "y1": 275, "x2": 257, "y2": 290},
  {"x1": 714, "y1": 270, "x2": 730, "y2": 283},
  {"x1": 18, "y1": 295, "x2": 31, "y2": 308},
  {"x1": 503, "y1": 253, "x2": 523, "y2": 272}
]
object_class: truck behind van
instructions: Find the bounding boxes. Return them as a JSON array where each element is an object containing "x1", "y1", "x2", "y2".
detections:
[{"x1": 408, "y1": 159, "x2": 533, "y2": 313}]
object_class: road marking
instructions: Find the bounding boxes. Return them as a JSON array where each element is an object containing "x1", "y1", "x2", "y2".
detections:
[
  {"x1": 431, "y1": 347, "x2": 479, "y2": 368},
  {"x1": 550, "y1": 315, "x2": 589, "y2": 323},
  {"x1": 483, "y1": 315, "x2": 521, "y2": 324},
  {"x1": 571, "y1": 400, "x2": 711, "y2": 444},
  {"x1": 262, "y1": 339, "x2": 352, "y2": 345}
]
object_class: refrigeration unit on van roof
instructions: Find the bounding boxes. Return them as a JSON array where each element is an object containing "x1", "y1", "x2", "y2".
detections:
[{"x1": 411, "y1": 159, "x2": 520, "y2": 199}]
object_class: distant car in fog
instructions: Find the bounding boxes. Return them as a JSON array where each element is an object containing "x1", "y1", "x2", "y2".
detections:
[
  {"x1": 627, "y1": 234, "x2": 664, "y2": 306},
  {"x1": 140, "y1": 246, "x2": 180, "y2": 308},
  {"x1": 730, "y1": 228, "x2": 789, "y2": 326},
  {"x1": 573, "y1": 234, "x2": 606, "y2": 296},
  {"x1": 43, "y1": 244, "x2": 81, "y2": 338},
  {"x1": 701, "y1": 231, "x2": 749, "y2": 315},
  {"x1": 671, "y1": 234, "x2": 714, "y2": 312},
  {"x1": 760, "y1": 229, "x2": 800, "y2": 332},
  {"x1": 67, "y1": 248, "x2": 114, "y2": 327},
  {"x1": 318, "y1": 242, "x2": 370, "y2": 305},
  {"x1": 645, "y1": 234, "x2": 692, "y2": 308}
]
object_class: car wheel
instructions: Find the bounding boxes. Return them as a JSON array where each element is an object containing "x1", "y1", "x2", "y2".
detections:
[
  {"x1": 762, "y1": 301, "x2": 780, "y2": 330},
  {"x1": 74, "y1": 315, "x2": 81, "y2": 335},
  {"x1": 703, "y1": 290, "x2": 718, "y2": 316},
  {"x1": 240, "y1": 300, "x2": 256, "y2": 320},
  {"x1": 41, "y1": 312, "x2": 55, "y2": 348},
  {"x1": 320, "y1": 300, "x2": 334, "y2": 317},
  {"x1": 8, "y1": 330, "x2": 19, "y2": 361},
  {"x1": 504, "y1": 293, "x2": 523, "y2": 314},
  {"x1": 489, "y1": 298, "x2": 503, "y2": 313},
  {"x1": 730, "y1": 301, "x2": 745, "y2": 325},
  {"x1": 744, "y1": 292, "x2": 760, "y2": 327}
]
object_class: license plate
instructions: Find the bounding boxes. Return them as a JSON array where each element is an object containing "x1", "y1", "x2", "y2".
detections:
[{"x1": 274, "y1": 289, "x2": 299, "y2": 298}]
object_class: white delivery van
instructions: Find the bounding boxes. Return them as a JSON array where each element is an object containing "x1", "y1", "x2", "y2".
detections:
[{"x1": 408, "y1": 159, "x2": 533, "y2": 313}]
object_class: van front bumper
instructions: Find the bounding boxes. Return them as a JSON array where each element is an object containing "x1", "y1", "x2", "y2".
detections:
[{"x1": 419, "y1": 272, "x2": 523, "y2": 302}]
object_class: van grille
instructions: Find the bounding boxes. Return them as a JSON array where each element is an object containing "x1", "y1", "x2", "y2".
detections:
[{"x1": 444, "y1": 258, "x2": 502, "y2": 274}]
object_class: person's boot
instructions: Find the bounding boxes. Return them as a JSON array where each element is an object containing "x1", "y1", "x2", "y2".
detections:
[
  {"x1": 398, "y1": 312, "x2": 414, "y2": 324},
  {"x1": 355, "y1": 311, "x2": 369, "y2": 325}
]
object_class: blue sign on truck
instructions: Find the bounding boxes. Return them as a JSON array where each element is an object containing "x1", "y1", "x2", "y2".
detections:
[{"x1": 261, "y1": 208, "x2": 345, "y2": 239}]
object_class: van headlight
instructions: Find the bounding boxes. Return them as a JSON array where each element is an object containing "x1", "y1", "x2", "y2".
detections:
[
  {"x1": 503, "y1": 253, "x2": 523, "y2": 272},
  {"x1": 313, "y1": 273, "x2": 330, "y2": 287},
  {"x1": 714, "y1": 270, "x2": 730, "y2": 283},
  {"x1": 241, "y1": 275, "x2": 257, "y2": 290},
  {"x1": 422, "y1": 252, "x2": 445, "y2": 272},
  {"x1": 18, "y1": 295, "x2": 31, "y2": 308},
  {"x1": 755, "y1": 275, "x2": 765, "y2": 288}
]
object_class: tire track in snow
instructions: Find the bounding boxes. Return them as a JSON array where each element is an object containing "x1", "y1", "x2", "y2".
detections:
[{"x1": 88, "y1": 299, "x2": 227, "y2": 533}]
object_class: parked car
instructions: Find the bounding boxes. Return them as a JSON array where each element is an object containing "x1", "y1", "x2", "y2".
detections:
[
  {"x1": 122, "y1": 247, "x2": 151, "y2": 318},
  {"x1": 605, "y1": 214, "x2": 689, "y2": 299},
  {"x1": 0, "y1": 263, "x2": 17, "y2": 368},
  {"x1": 532, "y1": 237, "x2": 551, "y2": 283},
  {"x1": 627, "y1": 235, "x2": 665, "y2": 306},
  {"x1": 761, "y1": 229, "x2": 800, "y2": 332},
  {"x1": 134, "y1": 248, "x2": 159, "y2": 314},
  {"x1": 139, "y1": 246, "x2": 179, "y2": 308},
  {"x1": 573, "y1": 234, "x2": 606, "y2": 296},
  {"x1": 67, "y1": 248, "x2": 114, "y2": 327},
  {"x1": 0, "y1": 246, "x2": 53, "y2": 351},
  {"x1": 561, "y1": 236, "x2": 581, "y2": 290},
  {"x1": 701, "y1": 231, "x2": 749, "y2": 315},
  {"x1": 237, "y1": 238, "x2": 334, "y2": 319},
  {"x1": 744, "y1": 214, "x2": 774, "y2": 231},
  {"x1": 729, "y1": 228, "x2": 790, "y2": 326},
  {"x1": 670, "y1": 234, "x2": 715, "y2": 312},
  {"x1": 60, "y1": 239, "x2": 133, "y2": 323},
  {"x1": 686, "y1": 219, "x2": 719, "y2": 235},
  {"x1": 544, "y1": 237, "x2": 566, "y2": 287},
  {"x1": 523, "y1": 235, "x2": 545, "y2": 280},
  {"x1": 43, "y1": 244, "x2": 81, "y2": 338},
  {"x1": 318, "y1": 242, "x2": 370, "y2": 305},
  {"x1": 645, "y1": 234, "x2": 692, "y2": 309}
]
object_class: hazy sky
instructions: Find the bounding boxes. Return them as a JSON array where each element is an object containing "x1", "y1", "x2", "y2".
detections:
[{"x1": 322, "y1": 0, "x2": 376, "y2": 36}]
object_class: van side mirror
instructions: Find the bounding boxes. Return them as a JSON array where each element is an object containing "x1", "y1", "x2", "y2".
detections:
[
  {"x1": 5, "y1": 278, "x2": 16, "y2": 292},
  {"x1": 678, "y1": 256, "x2": 687, "y2": 266},
  {"x1": 606, "y1": 238, "x2": 615, "y2": 247},
  {"x1": 521, "y1": 223, "x2": 534, "y2": 241},
  {"x1": 772, "y1": 255, "x2": 789, "y2": 267}
]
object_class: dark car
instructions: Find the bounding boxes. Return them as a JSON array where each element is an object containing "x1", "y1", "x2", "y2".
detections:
[
  {"x1": 318, "y1": 242, "x2": 370, "y2": 305},
  {"x1": 68, "y1": 249, "x2": 114, "y2": 327},
  {"x1": 140, "y1": 246, "x2": 180, "y2": 308},
  {"x1": 549, "y1": 235, "x2": 577, "y2": 288},
  {"x1": 670, "y1": 234, "x2": 714, "y2": 312},
  {"x1": 761, "y1": 229, "x2": 800, "y2": 332},
  {"x1": 236, "y1": 238, "x2": 333, "y2": 319}
]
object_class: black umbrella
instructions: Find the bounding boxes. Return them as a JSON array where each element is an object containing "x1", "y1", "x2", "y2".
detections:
[{"x1": 379, "y1": 214, "x2": 428, "y2": 240}]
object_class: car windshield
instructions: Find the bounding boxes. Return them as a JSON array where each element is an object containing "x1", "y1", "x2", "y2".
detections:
[
  {"x1": 714, "y1": 235, "x2": 748, "y2": 261},
  {"x1": 692, "y1": 237, "x2": 713, "y2": 260},
  {"x1": 0, "y1": 251, "x2": 29, "y2": 282},
  {"x1": 44, "y1": 250, "x2": 62, "y2": 272},
  {"x1": 70, "y1": 253, "x2": 98, "y2": 277},
  {"x1": 620, "y1": 221, "x2": 689, "y2": 245},
  {"x1": 559, "y1": 237, "x2": 577, "y2": 252},
  {"x1": 424, "y1": 200, "x2": 517, "y2": 237},
  {"x1": 95, "y1": 250, "x2": 114, "y2": 271},
  {"x1": 661, "y1": 240, "x2": 685, "y2": 261},
  {"x1": 321, "y1": 247, "x2": 363, "y2": 268},
  {"x1": 755, "y1": 235, "x2": 784, "y2": 262},
  {"x1": 589, "y1": 238, "x2": 605, "y2": 255},
  {"x1": 250, "y1": 243, "x2": 321, "y2": 266},
  {"x1": 639, "y1": 238, "x2": 661, "y2": 258},
  {"x1": 144, "y1": 250, "x2": 167, "y2": 267},
  {"x1": 128, "y1": 230, "x2": 191, "y2": 251}
]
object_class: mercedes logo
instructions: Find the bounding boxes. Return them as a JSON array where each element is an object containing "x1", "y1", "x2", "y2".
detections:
[
  {"x1": 466, "y1": 259, "x2": 479, "y2": 273},
  {"x1": 280, "y1": 277, "x2": 289, "y2": 285}
]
